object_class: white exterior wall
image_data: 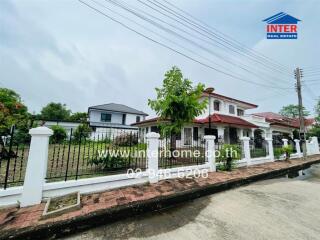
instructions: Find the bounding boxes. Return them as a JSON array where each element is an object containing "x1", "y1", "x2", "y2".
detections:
[
  {"x1": 196, "y1": 96, "x2": 247, "y2": 119},
  {"x1": 89, "y1": 109, "x2": 145, "y2": 126}
]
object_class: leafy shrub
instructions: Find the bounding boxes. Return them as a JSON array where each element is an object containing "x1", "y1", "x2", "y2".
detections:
[
  {"x1": 273, "y1": 145, "x2": 293, "y2": 160},
  {"x1": 274, "y1": 147, "x2": 283, "y2": 160},
  {"x1": 73, "y1": 124, "x2": 92, "y2": 142},
  {"x1": 50, "y1": 125, "x2": 67, "y2": 144},
  {"x1": 114, "y1": 133, "x2": 138, "y2": 146},
  {"x1": 217, "y1": 144, "x2": 242, "y2": 171},
  {"x1": 88, "y1": 154, "x2": 129, "y2": 170}
]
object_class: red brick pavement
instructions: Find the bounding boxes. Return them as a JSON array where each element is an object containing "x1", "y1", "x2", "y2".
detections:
[{"x1": 0, "y1": 155, "x2": 319, "y2": 239}]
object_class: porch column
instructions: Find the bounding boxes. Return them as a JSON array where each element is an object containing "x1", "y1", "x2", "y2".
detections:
[
  {"x1": 237, "y1": 129, "x2": 244, "y2": 139},
  {"x1": 294, "y1": 139, "x2": 302, "y2": 157},
  {"x1": 250, "y1": 128, "x2": 255, "y2": 138},
  {"x1": 282, "y1": 139, "x2": 288, "y2": 147},
  {"x1": 217, "y1": 126, "x2": 225, "y2": 143},
  {"x1": 265, "y1": 138, "x2": 274, "y2": 161},
  {"x1": 241, "y1": 137, "x2": 251, "y2": 166}
]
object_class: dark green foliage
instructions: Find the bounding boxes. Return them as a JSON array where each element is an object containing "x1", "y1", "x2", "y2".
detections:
[
  {"x1": 50, "y1": 125, "x2": 67, "y2": 144},
  {"x1": 148, "y1": 66, "x2": 207, "y2": 136},
  {"x1": 73, "y1": 124, "x2": 92, "y2": 142},
  {"x1": 0, "y1": 88, "x2": 28, "y2": 135},
  {"x1": 217, "y1": 144, "x2": 242, "y2": 171},
  {"x1": 40, "y1": 102, "x2": 71, "y2": 121},
  {"x1": 68, "y1": 112, "x2": 88, "y2": 123},
  {"x1": 88, "y1": 154, "x2": 129, "y2": 170},
  {"x1": 279, "y1": 104, "x2": 309, "y2": 118},
  {"x1": 113, "y1": 133, "x2": 138, "y2": 146}
]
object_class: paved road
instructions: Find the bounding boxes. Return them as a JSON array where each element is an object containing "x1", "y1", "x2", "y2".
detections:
[{"x1": 64, "y1": 164, "x2": 320, "y2": 240}]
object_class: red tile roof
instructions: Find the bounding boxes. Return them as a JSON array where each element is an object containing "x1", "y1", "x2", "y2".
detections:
[
  {"x1": 132, "y1": 114, "x2": 257, "y2": 128},
  {"x1": 195, "y1": 114, "x2": 258, "y2": 128},
  {"x1": 253, "y1": 112, "x2": 315, "y2": 129}
]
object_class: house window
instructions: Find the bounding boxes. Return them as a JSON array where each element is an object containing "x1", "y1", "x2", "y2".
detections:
[
  {"x1": 237, "y1": 109, "x2": 244, "y2": 116},
  {"x1": 193, "y1": 127, "x2": 199, "y2": 141},
  {"x1": 229, "y1": 105, "x2": 235, "y2": 114},
  {"x1": 101, "y1": 113, "x2": 111, "y2": 122},
  {"x1": 136, "y1": 116, "x2": 141, "y2": 123},
  {"x1": 122, "y1": 114, "x2": 126, "y2": 125},
  {"x1": 214, "y1": 100, "x2": 220, "y2": 111}
]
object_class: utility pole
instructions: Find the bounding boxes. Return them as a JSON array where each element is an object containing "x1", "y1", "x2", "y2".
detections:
[{"x1": 294, "y1": 67, "x2": 306, "y2": 158}]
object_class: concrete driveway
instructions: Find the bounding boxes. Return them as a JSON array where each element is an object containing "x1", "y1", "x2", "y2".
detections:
[{"x1": 64, "y1": 164, "x2": 320, "y2": 240}]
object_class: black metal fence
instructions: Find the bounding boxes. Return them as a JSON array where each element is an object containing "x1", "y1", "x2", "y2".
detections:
[
  {"x1": 0, "y1": 127, "x2": 30, "y2": 189},
  {"x1": 158, "y1": 135, "x2": 206, "y2": 169},
  {"x1": 46, "y1": 128, "x2": 146, "y2": 182},
  {"x1": 250, "y1": 139, "x2": 268, "y2": 158}
]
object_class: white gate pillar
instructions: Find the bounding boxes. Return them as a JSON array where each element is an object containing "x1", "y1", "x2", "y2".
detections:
[
  {"x1": 20, "y1": 127, "x2": 53, "y2": 207},
  {"x1": 265, "y1": 138, "x2": 274, "y2": 161},
  {"x1": 146, "y1": 132, "x2": 160, "y2": 183},
  {"x1": 311, "y1": 137, "x2": 320, "y2": 154},
  {"x1": 241, "y1": 137, "x2": 251, "y2": 166},
  {"x1": 282, "y1": 139, "x2": 288, "y2": 147},
  {"x1": 294, "y1": 139, "x2": 302, "y2": 157},
  {"x1": 204, "y1": 135, "x2": 216, "y2": 172}
]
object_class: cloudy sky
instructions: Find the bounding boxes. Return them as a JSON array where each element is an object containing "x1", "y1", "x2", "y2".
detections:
[{"x1": 1, "y1": 0, "x2": 320, "y2": 117}]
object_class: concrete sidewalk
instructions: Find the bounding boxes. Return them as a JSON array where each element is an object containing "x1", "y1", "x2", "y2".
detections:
[{"x1": 1, "y1": 155, "x2": 320, "y2": 240}]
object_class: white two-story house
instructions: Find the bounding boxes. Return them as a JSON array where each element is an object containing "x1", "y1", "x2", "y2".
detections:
[
  {"x1": 88, "y1": 103, "x2": 148, "y2": 132},
  {"x1": 132, "y1": 89, "x2": 259, "y2": 145}
]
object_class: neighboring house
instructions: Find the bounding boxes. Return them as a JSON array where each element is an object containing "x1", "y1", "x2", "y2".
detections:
[
  {"x1": 132, "y1": 90, "x2": 259, "y2": 146},
  {"x1": 248, "y1": 112, "x2": 315, "y2": 138},
  {"x1": 41, "y1": 120, "x2": 82, "y2": 137},
  {"x1": 88, "y1": 103, "x2": 148, "y2": 132}
]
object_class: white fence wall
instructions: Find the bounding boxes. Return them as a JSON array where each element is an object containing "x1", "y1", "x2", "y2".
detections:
[{"x1": 0, "y1": 127, "x2": 319, "y2": 208}]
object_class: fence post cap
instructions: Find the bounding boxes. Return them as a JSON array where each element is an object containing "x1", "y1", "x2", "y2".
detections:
[
  {"x1": 204, "y1": 135, "x2": 216, "y2": 140},
  {"x1": 282, "y1": 138, "x2": 288, "y2": 142},
  {"x1": 146, "y1": 132, "x2": 160, "y2": 139},
  {"x1": 265, "y1": 137, "x2": 272, "y2": 141},
  {"x1": 294, "y1": 139, "x2": 300, "y2": 142},
  {"x1": 240, "y1": 137, "x2": 250, "y2": 141},
  {"x1": 29, "y1": 126, "x2": 53, "y2": 136}
]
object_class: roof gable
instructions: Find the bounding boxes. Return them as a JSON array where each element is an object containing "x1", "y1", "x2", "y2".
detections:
[
  {"x1": 263, "y1": 12, "x2": 301, "y2": 24},
  {"x1": 89, "y1": 103, "x2": 148, "y2": 116}
]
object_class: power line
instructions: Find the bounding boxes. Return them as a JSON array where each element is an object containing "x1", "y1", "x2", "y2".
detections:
[
  {"x1": 161, "y1": 0, "x2": 292, "y2": 73},
  {"x1": 103, "y1": 0, "x2": 291, "y2": 88},
  {"x1": 78, "y1": 0, "x2": 293, "y2": 90},
  {"x1": 137, "y1": 0, "x2": 293, "y2": 77}
]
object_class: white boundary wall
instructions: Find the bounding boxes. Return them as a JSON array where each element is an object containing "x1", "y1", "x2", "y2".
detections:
[{"x1": 0, "y1": 127, "x2": 319, "y2": 208}]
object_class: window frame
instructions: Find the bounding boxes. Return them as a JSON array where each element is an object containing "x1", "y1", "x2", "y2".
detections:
[
  {"x1": 101, "y1": 113, "x2": 112, "y2": 122},
  {"x1": 136, "y1": 116, "x2": 141, "y2": 123},
  {"x1": 228, "y1": 104, "x2": 235, "y2": 114},
  {"x1": 213, "y1": 100, "x2": 220, "y2": 111},
  {"x1": 237, "y1": 109, "x2": 244, "y2": 116}
]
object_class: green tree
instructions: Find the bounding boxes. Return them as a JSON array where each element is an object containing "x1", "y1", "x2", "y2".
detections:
[
  {"x1": 0, "y1": 88, "x2": 28, "y2": 135},
  {"x1": 148, "y1": 66, "x2": 207, "y2": 136},
  {"x1": 315, "y1": 98, "x2": 320, "y2": 123},
  {"x1": 68, "y1": 112, "x2": 88, "y2": 123},
  {"x1": 73, "y1": 124, "x2": 92, "y2": 142},
  {"x1": 279, "y1": 104, "x2": 310, "y2": 118},
  {"x1": 40, "y1": 103, "x2": 71, "y2": 121},
  {"x1": 50, "y1": 125, "x2": 67, "y2": 144}
]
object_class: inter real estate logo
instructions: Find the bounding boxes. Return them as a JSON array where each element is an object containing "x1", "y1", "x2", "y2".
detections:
[{"x1": 263, "y1": 12, "x2": 301, "y2": 39}]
